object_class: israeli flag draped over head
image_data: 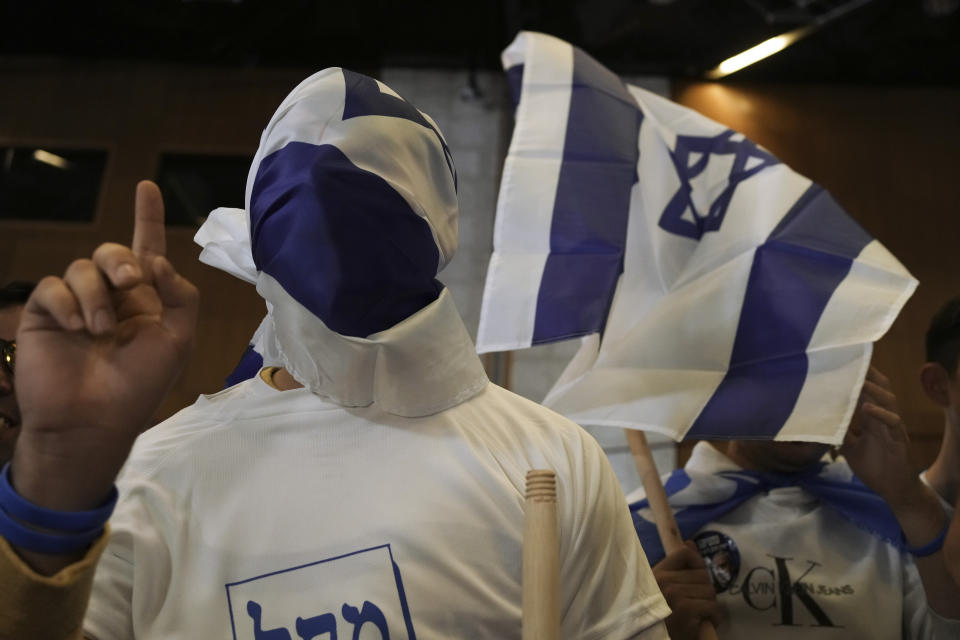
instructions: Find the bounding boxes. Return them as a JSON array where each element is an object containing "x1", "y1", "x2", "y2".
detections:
[
  {"x1": 477, "y1": 32, "x2": 917, "y2": 444},
  {"x1": 194, "y1": 68, "x2": 485, "y2": 414}
]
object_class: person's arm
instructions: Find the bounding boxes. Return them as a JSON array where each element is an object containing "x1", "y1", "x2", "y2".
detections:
[
  {"x1": 0, "y1": 529, "x2": 108, "y2": 640},
  {"x1": 842, "y1": 367, "x2": 960, "y2": 622},
  {"x1": 0, "y1": 181, "x2": 198, "y2": 639}
]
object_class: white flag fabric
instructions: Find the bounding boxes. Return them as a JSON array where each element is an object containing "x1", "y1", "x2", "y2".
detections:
[{"x1": 477, "y1": 32, "x2": 917, "y2": 444}]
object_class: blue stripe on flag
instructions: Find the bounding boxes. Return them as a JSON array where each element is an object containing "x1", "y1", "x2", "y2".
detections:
[
  {"x1": 250, "y1": 141, "x2": 443, "y2": 338},
  {"x1": 686, "y1": 185, "x2": 873, "y2": 439},
  {"x1": 531, "y1": 48, "x2": 641, "y2": 343}
]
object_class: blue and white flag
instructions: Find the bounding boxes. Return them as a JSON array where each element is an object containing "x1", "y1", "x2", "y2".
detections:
[
  {"x1": 194, "y1": 68, "x2": 476, "y2": 412},
  {"x1": 477, "y1": 32, "x2": 917, "y2": 443}
]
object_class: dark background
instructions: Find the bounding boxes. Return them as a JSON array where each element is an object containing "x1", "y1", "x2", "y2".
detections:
[{"x1": 2, "y1": 0, "x2": 958, "y2": 85}]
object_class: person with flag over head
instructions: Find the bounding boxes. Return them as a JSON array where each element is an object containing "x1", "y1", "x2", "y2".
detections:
[
  {"x1": 0, "y1": 69, "x2": 672, "y2": 639},
  {"x1": 630, "y1": 366, "x2": 960, "y2": 639}
]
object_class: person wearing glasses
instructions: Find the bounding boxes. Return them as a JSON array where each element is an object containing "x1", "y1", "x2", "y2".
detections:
[{"x1": 0, "y1": 281, "x2": 34, "y2": 465}]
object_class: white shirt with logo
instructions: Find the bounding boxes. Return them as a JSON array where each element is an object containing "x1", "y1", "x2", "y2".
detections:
[
  {"x1": 628, "y1": 442, "x2": 960, "y2": 639},
  {"x1": 83, "y1": 377, "x2": 670, "y2": 639}
]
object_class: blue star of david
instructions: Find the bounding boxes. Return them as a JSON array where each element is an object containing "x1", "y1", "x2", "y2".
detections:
[{"x1": 658, "y1": 130, "x2": 778, "y2": 240}]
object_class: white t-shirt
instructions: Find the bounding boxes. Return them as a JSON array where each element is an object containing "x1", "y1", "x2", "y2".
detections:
[
  {"x1": 627, "y1": 442, "x2": 960, "y2": 640},
  {"x1": 84, "y1": 377, "x2": 669, "y2": 639}
]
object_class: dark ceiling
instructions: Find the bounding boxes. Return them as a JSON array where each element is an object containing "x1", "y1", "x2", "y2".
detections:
[{"x1": 2, "y1": 0, "x2": 958, "y2": 85}]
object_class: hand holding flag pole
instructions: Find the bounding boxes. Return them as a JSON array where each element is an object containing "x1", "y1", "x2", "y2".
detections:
[{"x1": 625, "y1": 431, "x2": 720, "y2": 640}]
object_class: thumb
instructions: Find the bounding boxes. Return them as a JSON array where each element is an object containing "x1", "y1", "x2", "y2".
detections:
[
  {"x1": 153, "y1": 255, "x2": 199, "y2": 346},
  {"x1": 656, "y1": 542, "x2": 704, "y2": 571}
]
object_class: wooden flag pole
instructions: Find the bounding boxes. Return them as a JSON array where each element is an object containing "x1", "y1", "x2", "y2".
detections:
[
  {"x1": 625, "y1": 429, "x2": 720, "y2": 640},
  {"x1": 522, "y1": 469, "x2": 560, "y2": 640}
]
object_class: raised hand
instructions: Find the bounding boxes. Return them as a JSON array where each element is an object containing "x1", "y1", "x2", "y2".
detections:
[
  {"x1": 843, "y1": 368, "x2": 960, "y2": 618},
  {"x1": 10, "y1": 181, "x2": 198, "y2": 516},
  {"x1": 841, "y1": 366, "x2": 916, "y2": 504}
]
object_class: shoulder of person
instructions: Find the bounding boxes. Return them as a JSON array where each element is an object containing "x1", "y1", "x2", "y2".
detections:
[
  {"x1": 457, "y1": 382, "x2": 601, "y2": 450},
  {"x1": 120, "y1": 377, "x2": 263, "y2": 480}
]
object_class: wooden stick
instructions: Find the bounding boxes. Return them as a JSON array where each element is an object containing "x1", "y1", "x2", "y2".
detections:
[
  {"x1": 523, "y1": 469, "x2": 560, "y2": 640},
  {"x1": 625, "y1": 429, "x2": 720, "y2": 640}
]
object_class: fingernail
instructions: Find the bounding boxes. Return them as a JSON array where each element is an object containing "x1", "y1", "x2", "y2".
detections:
[
  {"x1": 94, "y1": 309, "x2": 112, "y2": 333},
  {"x1": 117, "y1": 263, "x2": 138, "y2": 282}
]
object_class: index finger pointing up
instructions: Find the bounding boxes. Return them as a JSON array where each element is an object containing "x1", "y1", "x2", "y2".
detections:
[{"x1": 132, "y1": 180, "x2": 167, "y2": 258}]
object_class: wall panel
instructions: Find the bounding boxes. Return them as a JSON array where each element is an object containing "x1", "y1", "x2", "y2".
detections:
[{"x1": 0, "y1": 60, "x2": 309, "y2": 421}]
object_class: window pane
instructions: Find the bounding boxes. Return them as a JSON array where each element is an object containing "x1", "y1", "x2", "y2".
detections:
[
  {"x1": 0, "y1": 147, "x2": 107, "y2": 222},
  {"x1": 156, "y1": 154, "x2": 251, "y2": 227}
]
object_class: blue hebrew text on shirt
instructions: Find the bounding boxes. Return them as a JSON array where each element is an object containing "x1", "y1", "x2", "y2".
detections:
[
  {"x1": 247, "y1": 600, "x2": 294, "y2": 640},
  {"x1": 295, "y1": 611, "x2": 339, "y2": 640},
  {"x1": 226, "y1": 544, "x2": 416, "y2": 640},
  {"x1": 342, "y1": 601, "x2": 390, "y2": 640},
  {"x1": 659, "y1": 130, "x2": 779, "y2": 240},
  {"x1": 247, "y1": 600, "x2": 391, "y2": 640}
]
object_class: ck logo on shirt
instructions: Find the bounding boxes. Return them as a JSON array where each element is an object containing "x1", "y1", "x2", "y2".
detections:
[
  {"x1": 226, "y1": 544, "x2": 417, "y2": 640},
  {"x1": 728, "y1": 554, "x2": 855, "y2": 628}
]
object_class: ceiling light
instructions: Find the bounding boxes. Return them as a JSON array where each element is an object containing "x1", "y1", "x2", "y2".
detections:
[
  {"x1": 32, "y1": 149, "x2": 72, "y2": 170},
  {"x1": 706, "y1": 0, "x2": 874, "y2": 79},
  {"x1": 706, "y1": 26, "x2": 811, "y2": 79}
]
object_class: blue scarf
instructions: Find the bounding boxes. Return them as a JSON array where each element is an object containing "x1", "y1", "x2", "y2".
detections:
[{"x1": 629, "y1": 463, "x2": 905, "y2": 565}]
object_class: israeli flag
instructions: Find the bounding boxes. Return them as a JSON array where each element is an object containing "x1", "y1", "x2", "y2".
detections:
[
  {"x1": 195, "y1": 68, "x2": 463, "y2": 405},
  {"x1": 477, "y1": 32, "x2": 917, "y2": 444}
]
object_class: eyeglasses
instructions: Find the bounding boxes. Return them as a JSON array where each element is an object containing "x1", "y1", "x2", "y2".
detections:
[{"x1": 0, "y1": 338, "x2": 14, "y2": 376}]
